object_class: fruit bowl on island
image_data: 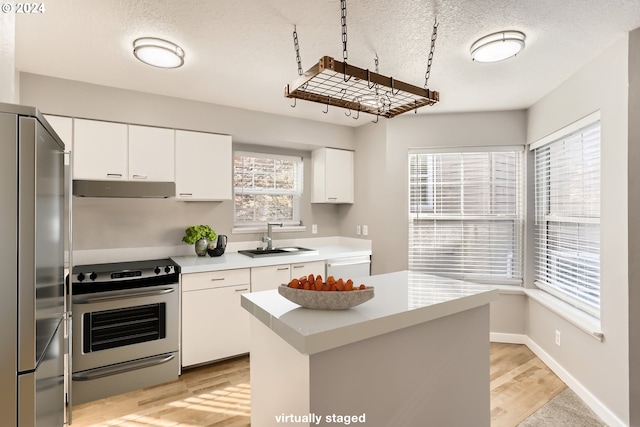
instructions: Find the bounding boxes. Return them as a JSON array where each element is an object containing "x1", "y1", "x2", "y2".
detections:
[{"x1": 278, "y1": 274, "x2": 374, "y2": 310}]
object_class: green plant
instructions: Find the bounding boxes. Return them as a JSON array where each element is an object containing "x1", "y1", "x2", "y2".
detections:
[{"x1": 182, "y1": 225, "x2": 217, "y2": 245}]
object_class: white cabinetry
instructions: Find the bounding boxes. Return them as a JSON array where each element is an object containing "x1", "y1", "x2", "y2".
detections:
[
  {"x1": 73, "y1": 119, "x2": 128, "y2": 180},
  {"x1": 175, "y1": 130, "x2": 232, "y2": 201},
  {"x1": 181, "y1": 269, "x2": 250, "y2": 367},
  {"x1": 251, "y1": 261, "x2": 326, "y2": 293},
  {"x1": 73, "y1": 120, "x2": 175, "y2": 182},
  {"x1": 311, "y1": 148, "x2": 354, "y2": 203},
  {"x1": 128, "y1": 125, "x2": 175, "y2": 182},
  {"x1": 251, "y1": 264, "x2": 291, "y2": 293},
  {"x1": 290, "y1": 260, "x2": 326, "y2": 280}
]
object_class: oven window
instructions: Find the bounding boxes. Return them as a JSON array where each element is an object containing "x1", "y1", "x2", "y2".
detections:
[{"x1": 83, "y1": 303, "x2": 166, "y2": 353}]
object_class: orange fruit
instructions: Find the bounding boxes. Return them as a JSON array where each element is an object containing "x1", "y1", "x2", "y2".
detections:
[{"x1": 289, "y1": 278, "x2": 300, "y2": 288}]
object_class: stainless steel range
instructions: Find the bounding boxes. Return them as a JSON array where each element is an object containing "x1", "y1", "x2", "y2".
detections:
[{"x1": 70, "y1": 259, "x2": 179, "y2": 404}]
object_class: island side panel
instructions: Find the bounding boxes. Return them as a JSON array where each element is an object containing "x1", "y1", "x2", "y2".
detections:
[
  {"x1": 308, "y1": 305, "x2": 491, "y2": 427},
  {"x1": 250, "y1": 317, "x2": 311, "y2": 426}
]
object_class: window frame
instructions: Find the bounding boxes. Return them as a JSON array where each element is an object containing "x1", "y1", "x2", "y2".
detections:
[
  {"x1": 531, "y1": 111, "x2": 601, "y2": 318},
  {"x1": 233, "y1": 150, "x2": 304, "y2": 228},
  {"x1": 408, "y1": 145, "x2": 525, "y2": 285}
]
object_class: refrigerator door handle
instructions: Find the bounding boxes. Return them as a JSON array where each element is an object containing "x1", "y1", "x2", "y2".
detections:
[{"x1": 65, "y1": 149, "x2": 73, "y2": 425}]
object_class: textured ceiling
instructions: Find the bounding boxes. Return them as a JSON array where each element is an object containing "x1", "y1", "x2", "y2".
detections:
[{"x1": 14, "y1": 0, "x2": 640, "y2": 127}]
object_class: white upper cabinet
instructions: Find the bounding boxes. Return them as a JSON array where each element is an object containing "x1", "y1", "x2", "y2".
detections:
[
  {"x1": 175, "y1": 130, "x2": 232, "y2": 201},
  {"x1": 311, "y1": 147, "x2": 354, "y2": 204},
  {"x1": 73, "y1": 119, "x2": 127, "y2": 180},
  {"x1": 73, "y1": 119, "x2": 176, "y2": 182},
  {"x1": 128, "y1": 125, "x2": 175, "y2": 182}
]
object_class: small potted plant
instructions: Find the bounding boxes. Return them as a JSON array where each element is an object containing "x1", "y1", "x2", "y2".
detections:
[{"x1": 182, "y1": 225, "x2": 217, "y2": 256}]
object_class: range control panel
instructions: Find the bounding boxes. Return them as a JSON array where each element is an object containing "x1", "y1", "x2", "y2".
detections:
[{"x1": 72, "y1": 259, "x2": 178, "y2": 283}]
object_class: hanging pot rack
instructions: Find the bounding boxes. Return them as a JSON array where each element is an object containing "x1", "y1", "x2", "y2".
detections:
[
  {"x1": 284, "y1": 0, "x2": 440, "y2": 120},
  {"x1": 285, "y1": 56, "x2": 439, "y2": 119}
]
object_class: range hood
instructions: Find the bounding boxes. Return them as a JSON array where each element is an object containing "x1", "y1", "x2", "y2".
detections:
[{"x1": 73, "y1": 180, "x2": 175, "y2": 198}]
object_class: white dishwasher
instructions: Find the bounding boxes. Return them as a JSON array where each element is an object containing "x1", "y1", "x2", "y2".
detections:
[{"x1": 326, "y1": 256, "x2": 371, "y2": 279}]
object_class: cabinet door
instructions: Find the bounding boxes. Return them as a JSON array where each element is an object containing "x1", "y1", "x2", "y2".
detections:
[
  {"x1": 290, "y1": 260, "x2": 325, "y2": 280},
  {"x1": 312, "y1": 148, "x2": 354, "y2": 203},
  {"x1": 325, "y1": 148, "x2": 354, "y2": 203},
  {"x1": 128, "y1": 125, "x2": 175, "y2": 182},
  {"x1": 175, "y1": 130, "x2": 232, "y2": 200},
  {"x1": 73, "y1": 119, "x2": 128, "y2": 180},
  {"x1": 182, "y1": 284, "x2": 251, "y2": 367},
  {"x1": 251, "y1": 264, "x2": 291, "y2": 293}
]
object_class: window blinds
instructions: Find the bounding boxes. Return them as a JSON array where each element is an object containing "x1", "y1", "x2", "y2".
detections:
[
  {"x1": 408, "y1": 147, "x2": 524, "y2": 284},
  {"x1": 533, "y1": 121, "x2": 601, "y2": 317},
  {"x1": 233, "y1": 151, "x2": 303, "y2": 226}
]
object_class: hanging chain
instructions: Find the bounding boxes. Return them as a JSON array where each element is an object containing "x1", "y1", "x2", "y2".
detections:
[
  {"x1": 341, "y1": 0, "x2": 348, "y2": 63},
  {"x1": 424, "y1": 20, "x2": 438, "y2": 89},
  {"x1": 293, "y1": 25, "x2": 303, "y2": 76},
  {"x1": 374, "y1": 53, "x2": 379, "y2": 96}
]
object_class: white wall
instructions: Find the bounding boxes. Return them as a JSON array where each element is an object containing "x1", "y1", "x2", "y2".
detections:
[
  {"x1": 0, "y1": 13, "x2": 18, "y2": 103},
  {"x1": 19, "y1": 73, "x2": 354, "y2": 250},
  {"x1": 526, "y1": 34, "x2": 629, "y2": 425}
]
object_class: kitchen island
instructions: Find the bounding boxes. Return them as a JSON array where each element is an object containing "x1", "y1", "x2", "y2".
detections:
[{"x1": 241, "y1": 270, "x2": 498, "y2": 427}]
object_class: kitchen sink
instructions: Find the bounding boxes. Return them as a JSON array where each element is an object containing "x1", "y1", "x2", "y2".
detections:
[{"x1": 238, "y1": 246, "x2": 318, "y2": 258}]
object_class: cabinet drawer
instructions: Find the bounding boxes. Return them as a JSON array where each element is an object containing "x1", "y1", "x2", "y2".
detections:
[
  {"x1": 181, "y1": 268, "x2": 250, "y2": 292},
  {"x1": 291, "y1": 260, "x2": 326, "y2": 278}
]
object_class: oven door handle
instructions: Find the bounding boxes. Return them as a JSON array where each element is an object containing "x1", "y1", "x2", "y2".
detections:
[
  {"x1": 73, "y1": 287, "x2": 175, "y2": 304},
  {"x1": 72, "y1": 354, "x2": 175, "y2": 381}
]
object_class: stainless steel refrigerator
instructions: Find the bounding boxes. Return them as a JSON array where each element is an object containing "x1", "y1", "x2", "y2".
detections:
[{"x1": 0, "y1": 103, "x2": 66, "y2": 426}]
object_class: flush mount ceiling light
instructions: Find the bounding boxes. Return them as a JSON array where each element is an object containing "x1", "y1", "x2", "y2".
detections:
[
  {"x1": 471, "y1": 31, "x2": 525, "y2": 63},
  {"x1": 133, "y1": 37, "x2": 185, "y2": 69},
  {"x1": 285, "y1": 0, "x2": 439, "y2": 121}
]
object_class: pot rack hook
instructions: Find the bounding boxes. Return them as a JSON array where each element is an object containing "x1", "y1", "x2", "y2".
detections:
[
  {"x1": 322, "y1": 96, "x2": 330, "y2": 114},
  {"x1": 291, "y1": 97, "x2": 297, "y2": 108},
  {"x1": 390, "y1": 77, "x2": 400, "y2": 96},
  {"x1": 367, "y1": 69, "x2": 375, "y2": 90},
  {"x1": 372, "y1": 114, "x2": 379, "y2": 124},
  {"x1": 352, "y1": 99, "x2": 361, "y2": 120}
]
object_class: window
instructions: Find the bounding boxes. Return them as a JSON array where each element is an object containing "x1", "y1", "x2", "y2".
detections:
[
  {"x1": 408, "y1": 147, "x2": 524, "y2": 284},
  {"x1": 532, "y1": 116, "x2": 601, "y2": 317},
  {"x1": 233, "y1": 151, "x2": 303, "y2": 227}
]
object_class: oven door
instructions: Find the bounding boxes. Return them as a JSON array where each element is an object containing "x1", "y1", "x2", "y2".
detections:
[{"x1": 71, "y1": 283, "x2": 178, "y2": 373}]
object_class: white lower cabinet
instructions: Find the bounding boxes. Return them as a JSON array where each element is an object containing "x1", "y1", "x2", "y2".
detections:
[
  {"x1": 290, "y1": 260, "x2": 326, "y2": 280},
  {"x1": 250, "y1": 264, "x2": 291, "y2": 293},
  {"x1": 181, "y1": 269, "x2": 250, "y2": 367},
  {"x1": 251, "y1": 260, "x2": 326, "y2": 292},
  {"x1": 181, "y1": 260, "x2": 327, "y2": 367}
]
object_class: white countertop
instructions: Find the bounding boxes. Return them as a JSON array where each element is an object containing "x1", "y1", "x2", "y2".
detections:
[
  {"x1": 241, "y1": 270, "x2": 498, "y2": 355},
  {"x1": 172, "y1": 245, "x2": 371, "y2": 274}
]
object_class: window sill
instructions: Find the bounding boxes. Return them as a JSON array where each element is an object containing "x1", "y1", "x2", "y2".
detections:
[
  {"x1": 525, "y1": 288, "x2": 604, "y2": 342},
  {"x1": 232, "y1": 225, "x2": 306, "y2": 234}
]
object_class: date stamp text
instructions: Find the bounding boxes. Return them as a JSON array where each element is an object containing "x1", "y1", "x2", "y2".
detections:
[{"x1": 1, "y1": 3, "x2": 46, "y2": 14}]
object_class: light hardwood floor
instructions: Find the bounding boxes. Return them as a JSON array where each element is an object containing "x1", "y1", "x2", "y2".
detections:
[{"x1": 70, "y1": 343, "x2": 566, "y2": 427}]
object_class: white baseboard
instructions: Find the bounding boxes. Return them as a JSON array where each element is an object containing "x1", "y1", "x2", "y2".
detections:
[
  {"x1": 490, "y1": 334, "x2": 627, "y2": 427},
  {"x1": 490, "y1": 332, "x2": 528, "y2": 344}
]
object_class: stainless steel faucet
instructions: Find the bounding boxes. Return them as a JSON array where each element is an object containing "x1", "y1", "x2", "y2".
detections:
[{"x1": 262, "y1": 222, "x2": 283, "y2": 250}]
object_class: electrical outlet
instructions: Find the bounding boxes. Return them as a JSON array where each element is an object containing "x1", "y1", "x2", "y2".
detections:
[
  {"x1": 312, "y1": 224, "x2": 318, "y2": 234},
  {"x1": 362, "y1": 225, "x2": 368, "y2": 236},
  {"x1": 356, "y1": 225, "x2": 361, "y2": 235},
  {"x1": 555, "y1": 330, "x2": 561, "y2": 346}
]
